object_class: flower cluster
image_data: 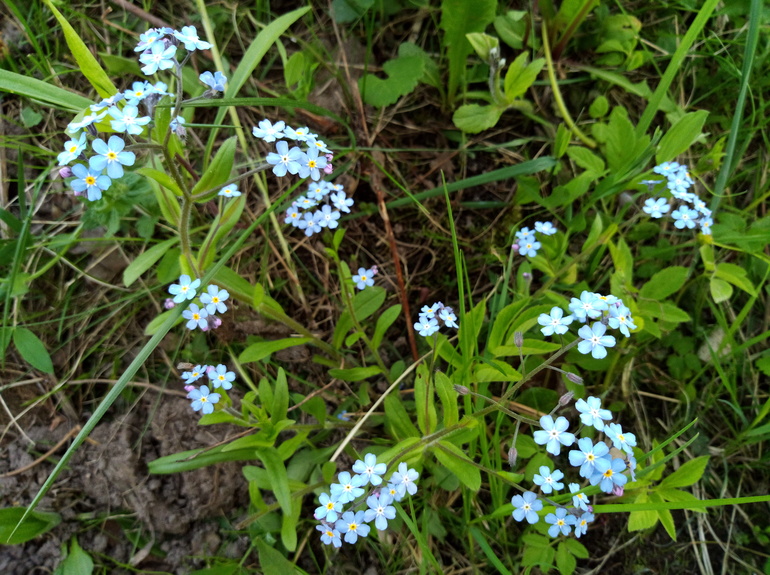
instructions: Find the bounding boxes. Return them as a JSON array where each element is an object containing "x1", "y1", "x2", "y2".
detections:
[
  {"x1": 511, "y1": 396, "x2": 637, "y2": 538},
  {"x1": 538, "y1": 291, "x2": 637, "y2": 359},
  {"x1": 413, "y1": 301, "x2": 459, "y2": 337},
  {"x1": 512, "y1": 221, "x2": 558, "y2": 258},
  {"x1": 642, "y1": 162, "x2": 712, "y2": 235},
  {"x1": 57, "y1": 25, "x2": 226, "y2": 202},
  {"x1": 253, "y1": 119, "x2": 334, "y2": 182},
  {"x1": 166, "y1": 274, "x2": 230, "y2": 332},
  {"x1": 180, "y1": 363, "x2": 236, "y2": 414},
  {"x1": 315, "y1": 455, "x2": 419, "y2": 548},
  {"x1": 352, "y1": 266, "x2": 377, "y2": 290},
  {"x1": 284, "y1": 180, "x2": 354, "y2": 237}
]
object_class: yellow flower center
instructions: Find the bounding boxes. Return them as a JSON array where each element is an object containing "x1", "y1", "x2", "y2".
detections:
[
  {"x1": 85, "y1": 176, "x2": 96, "y2": 185},
  {"x1": 308, "y1": 160, "x2": 317, "y2": 169},
  {"x1": 69, "y1": 145, "x2": 78, "y2": 152},
  {"x1": 107, "y1": 151, "x2": 117, "y2": 160}
]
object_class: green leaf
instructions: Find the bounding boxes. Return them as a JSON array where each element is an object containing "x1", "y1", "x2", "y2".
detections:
[
  {"x1": 41, "y1": 0, "x2": 117, "y2": 98},
  {"x1": 149, "y1": 446, "x2": 260, "y2": 474},
  {"x1": 123, "y1": 238, "x2": 178, "y2": 287},
  {"x1": 504, "y1": 52, "x2": 544, "y2": 102},
  {"x1": 353, "y1": 286, "x2": 387, "y2": 322},
  {"x1": 414, "y1": 365, "x2": 438, "y2": 435},
  {"x1": 239, "y1": 337, "x2": 312, "y2": 364},
  {"x1": 372, "y1": 304, "x2": 401, "y2": 350},
  {"x1": 492, "y1": 340, "x2": 561, "y2": 356},
  {"x1": 146, "y1": 176, "x2": 181, "y2": 228},
  {"x1": 254, "y1": 447, "x2": 292, "y2": 526},
  {"x1": 433, "y1": 440, "x2": 481, "y2": 491},
  {"x1": 384, "y1": 393, "x2": 420, "y2": 440},
  {"x1": 472, "y1": 360, "x2": 522, "y2": 382},
  {"x1": 271, "y1": 368, "x2": 289, "y2": 424},
  {"x1": 553, "y1": 123, "x2": 571, "y2": 158},
  {"x1": 331, "y1": 0, "x2": 374, "y2": 22},
  {"x1": 589, "y1": 95, "x2": 609, "y2": 118},
  {"x1": 566, "y1": 146, "x2": 605, "y2": 175},
  {"x1": 563, "y1": 538, "x2": 589, "y2": 559},
  {"x1": 639, "y1": 266, "x2": 689, "y2": 300},
  {"x1": 556, "y1": 541, "x2": 577, "y2": 575},
  {"x1": 660, "y1": 455, "x2": 709, "y2": 489},
  {"x1": 328, "y1": 366, "x2": 382, "y2": 382},
  {"x1": 191, "y1": 137, "x2": 237, "y2": 199},
  {"x1": 440, "y1": 0, "x2": 498, "y2": 101},
  {"x1": 0, "y1": 69, "x2": 92, "y2": 112},
  {"x1": 13, "y1": 328, "x2": 54, "y2": 374},
  {"x1": 714, "y1": 262, "x2": 757, "y2": 296},
  {"x1": 453, "y1": 104, "x2": 504, "y2": 134},
  {"x1": 627, "y1": 492, "x2": 658, "y2": 532},
  {"x1": 434, "y1": 371, "x2": 459, "y2": 427},
  {"x1": 256, "y1": 538, "x2": 297, "y2": 573},
  {"x1": 466, "y1": 32, "x2": 499, "y2": 61},
  {"x1": 0, "y1": 507, "x2": 61, "y2": 544},
  {"x1": 494, "y1": 11, "x2": 527, "y2": 50},
  {"x1": 651, "y1": 491, "x2": 677, "y2": 540},
  {"x1": 360, "y1": 42, "x2": 426, "y2": 107},
  {"x1": 55, "y1": 537, "x2": 94, "y2": 575},
  {"x1": 144, "y1": 310, "x2": 177, "y2": 336},
  {"x1": 656, "y1": 110, "x2": 709, "y2": 164},
  {"x1": 135, "y1": 167, "x2": 184, "y2": 197},
  {"x1": 198, "y1": 194, "x2": 247, "y2": 270},
  {"x1": 609, "y1": 237, "x2": 633, "y2": 283}
]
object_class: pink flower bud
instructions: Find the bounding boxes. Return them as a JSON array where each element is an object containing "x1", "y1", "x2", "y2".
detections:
[
  {"x1": 323, "y1": 163, "x2": 333, "y2": 174},
  {"x1": 164, "y1": 298, "x2": 176, "y2": 309},
  {"x1": 58, "y1": 166, "x2": 72, "y2": 179},
  {"x1": 612, "y1": 485, "x2": 624, "y2": 497},
  {"x1": 184, "y1": 385, "x2": 195, "y2": 393},
  {"x1": 511, "y1": 243, "x2": 519, "y2": 252}
]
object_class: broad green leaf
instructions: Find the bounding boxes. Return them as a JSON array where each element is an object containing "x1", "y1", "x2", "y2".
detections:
[
  {"x1": 639, "y1": 266, "x2": 689, "y2": 300},
  {"x1": 0, "y1": 507, "x2": 61, "y2": 544},
  {"x1": 609, "y1": 237, "x2": 633, "y2": 283},
  {"x1": 433, "y1": 440, "x2": 481, "y2": 491},
  {"x1": 659, "y1": 455, "x2": 709, "y2": 489},
  {"x1": 627, "y1": 491, "x2": 658, "y2": 532},
  {"x1": 41, "y1": 0, "x2": 117, "y2": 98},
  {"x1": 556, "y1": 541, "x2": 576, "y2": 575},
  {"x1": 589, "y1": 95, "x2": 609, "y2": 118},
  {"x1": 256, "y1": 538, "x2": 297, "y2": 573},
  {"x1": 148, "y1": 446, "x2": 260, "y2": 474},
  {"x1": 13, "y1": 328, "x2": 54, "y2": 374},
  {"x1": 55, "y1": 537, "x2": 94, "y2": 575},
  {"x1": 331, "y1": 0, "x2": 374, "y2": 22},
  {"x1": 414, "y1": 365, "x2": 438, "y2": 435},
  {"x1": 504, "y1": 52, "x2": 544, "y2": 102},
  {"x1": 384, "y1": 393, "x2": 420, "y2": 440},
  {"x1": 466, "y1": 32, "x2": 499, "y2": 61},
  {"x1": 146, "y1": 176, "x2": 181, "y2": 227},
  {"x1": 360, "y1": 43, "x2": 426, "y2": 107},
  {"x1": 563, "y1": 538, "x2": 589, "y2": 558},
  {"x1": 553, "y1": 123, "x2": 571, "y2": 158},
  {"x1": 144, "y1": 310, "x2": 177, "y2": 336},
  {"x1": 272, "y1": 368, "x2": 289, "y2": 424},
  {"x1": 650, "y1": 492, "x2": 676, "y2": 540},
  {"x1": 239, "y1": 337, "x2": 313, "y2": 363},
  {"x1": 0, "y1": 70, "x2": 92, "y2": 111},
  {"x1": 327, "y1": 366, "x2": 382, "y2": 382},
  {"x1": 434, "y1": 371, "x2": 459, "y2": 427},
  {"x1": 199, "y1": 194, "x2": 247, "y2": 270},
  {"x1": 440, "y1": 0, "x2": 497, "y2": 101},
  {"x1": 493, "y1": 340, "x2": 561, "y2": 356},
  {"x1": 453, "y1": 104, "x2": 504, "y2": 133},
  {"x1": 372, "y1": 304, "x2": 401, "y2": 350},
  {"x1": 566, "y1": 146, "x2": 605, "y2": 175},
  {"x1": 191, "y1": 137, "x2": 237, "y2": 199},
  {"x1": 656, "y1": 110, "x2": 709, "y2": 164},
  {"x1": 604, "y1": 106, "x2": 639, "y2": 173},
  {"x1": 494, "y1": 11, "x2": 527, "y2": 50},
  {"x1": 714, "y1": 262, "x2": 757, "y2": 296},
  {"x1": 123, "y1": 238, "x2": 178, "y2": 287},
  {"x1": 353, "y1": 286, "x2": 387, "y2": 322},
  {"x1": 254, "y1": 448, "x2": 292, "y2": 533},
  {"x1": 135, "y1": 167, "x2": 184, "y2": 197},
  {"x1": 472, "y1": 360, "x2": 522, "y2": 382}
]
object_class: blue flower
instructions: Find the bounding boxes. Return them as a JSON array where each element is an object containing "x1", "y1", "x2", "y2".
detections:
[
  {"x1": 568, "y1": 436, "x2": 610, "y2": 479},
  {"x1": 199, "y1": 284, "x2": 229, "y2": 314},
  {"x1": 383, "y1": 482, "x2": 403, "y2": 502},
  {"x1": 577, "y1": 322, "x2": 616, "y2": 359},
  {"x1": 671, "y1": 206, "x2": 699, "y2": 229},
  {"x1": 533, "y1": 465, "x2": 564, "y2": 494},
  {"x1": 364, "y1": 493, "x2": 396, "y2": 530},
  {"x1": 316, "y1": 524, "x2": 342, "y2": 548},
  {"x1": 199, "y1": 71, "x2": 227, "y2": 92},
  {"x1": 351, "y1": 453, "x2": 387, "y2": 486},
  {"x1": 533, "y1": 415, "x2": 575, "y2": 456},
  {"x1": 511, "y1": 491, "x2": 542, "y2": 524},
  {"x1": 605, "y1": 422, "x2": 637, "y2": 454},
  {"x1": 390, "y1": 462, "x2": 419, "y2": 498},
  {"x1": 352, "y1": 267, "x2": 376, "y2": 290},
  {"x1": 574, "y1": 512, "x2": 594, "y2": 538},
  {"x1": 284, "y1": 206, "x2": 302, "y2": 227},
  {"x1": 183, "y1": 303, "x2": 209, "y2": 330},
  {"x1": 283, "y1": 125, "x2": 316, "y2": 141},
  {"x1": 173, "y1": 26, "x2": 211, "y2": 51},
  {"x1": 653, "y1": 161, "x2": 682, "y2": 177},
  {"x1": 335, "y1": 510, "x2": 370, "y2": 544},
  {"x1": 181, "y1": 365, "x2": 207, "y2": 383},
  {"x1": 316, "y1": 205, "x2": 340, "y2": 229},
  {"x1": 188, "y1": 384, "x2": 220, "y2": 414},
  {"x1": 207, "y1": 364, "x2": 235, "y2": 390},
  {"x1": 218, "y1": 184, "x2": 240, "y2": 198},
  {"x1": 569, "y1": 291, "x2": 607, "y2": 323},
  {"x1": 168, "y1": 274, "x2": 201, "y2": 303},
  {"x1": 538, "y1": 307, "x2": 573, "y2": 336},
  {"x1": 545, "y1": 507, "x2": 576, "y2": 537},
  {"x1": 89, "y1": 136, "x2": 135, "y2": 179},
  {"x1": 139, "y1": 41, "x2": 177, "y2": 75},
  {"x1": 298, "y1": 147, "x2": 328, "y2": 181},
  {"x1": 420, "y1": 303, "x2": 440, "y2": 318},
  {"x1": 666, "y1": 172, "x2": 692, "y2": 194},
  {"x1": 608, "y1": 304, "x2": 636, "y2": 337},
  {"x1": 123, "y1": 81, "x2": 153, "y2": 106},
  {"x1": 67, "y1": 110, "x2": 107, "y2": 134},
  {"x1": 108, "y1": 105, "x2": 151, "y2": 135},
  {"x1": 329, "y1": 471, "x2": 365, "y2": 504},
  {"x1": 90, "y1": 93, "x2": 125, "y2": 111},
  {"x1": 297, "y1": 212, "x2": 321, "y2": 237},
  {"x1": 569, "y1": 483, "x2": 590, "y2": 512},
  {"x1": 252, "y1": 119, "x2": 286, "y2": 142},
  {"x1": 534, "y1": 221, "x2": 557, "y2": 235},
  {"x1": 58, "y1": 133, "x2": 87, "y2": 166},
  {"x1": 438, "y1": 307, "x2": 459, "y2": 329},
  {"x1": 331, "y1": 190, "x2": 354, "y2": 213},
  {"x1": 134, "y1": 28, "x2": 167, "y2": 52},
  {"x1": 514, "y1": 227, "x2": 534, "y2": 242},
  {"x1": 70, "y1": 163, "x2": 111, "y2": 201},
  {"x1": 699, "y1": 217, "x2": 713, "y2": 235},
  {"x1": 307, "y1": 137, "x2": 332, "y2": 155},
  {"x1": 590, "y1": 457, "x2": 628, "y2": 493},
  {"x1": 643, "y1": 197, "x2": 670, "y2": 218},
  {"x1": 266, "y1": 140, "x2": 303, "y2": 177},
  {"x1": 414, "y1": 317, "x2": 440, "y2": 337},
  {"x1": 518, "y1": 239, "x2": 541, "y2": 258},
  {"x1": 314, "y1": 492, "x2": 342, "y2": 523},
  {"x1": 306, "y1": 181, "x2": 331, "y2": 200},
  {"x1": 575, "y1": 396, "x2": 613, "y2": 431}
]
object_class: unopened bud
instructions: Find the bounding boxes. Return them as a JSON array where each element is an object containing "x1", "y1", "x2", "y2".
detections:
[
  {"x1": 566, "y1": 372, "x2": 583, "y2": 384},
  {"x1": 177, "y1": 362, "x2": 194, "y2": 370},
  {"x1": 164, "y1": 298, "x2": 176, "y2": 310},
  {"x1": 323, "y1": 163, "x2": 333, "y2": 174},
  {"x1": 612, "y1": 485, "x2": 624, "y2": 497},
  {"x1": 58, "y1": 166, "x2": 72, "y2": 179},
  {"x1": 511, "y1": 243, "x2": 519, "y2": 252},
  {"x1": 513, "y1": 331, "x2": 523, "y2": 348},
  {"x1": 454, "y1": 384, "x2": 470, "y2": 396},
  {"x1": 508, "y1": 446, "x2": 518, "y2": 468},
  {"x1": 522, "y1": 272, "x2": 532, "y2": 281},
  {"x1": 184, "y1": 384, "x2": 195, "y2": 393},
  {"x1": 558, "y1": 391, "x2": 574, "y2": 407}
]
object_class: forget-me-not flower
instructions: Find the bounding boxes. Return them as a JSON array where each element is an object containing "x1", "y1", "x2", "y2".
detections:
[
  {"x1": 316, "y1": 524, "x2": 342, "y2": 548},
  {"x1": 538, "y1": 307, "x2": 573, "y2": 336},
  {"x1": 218, "y1": 184, "x2": 241, "y2": 198},
  {"x1": 331, "y1": 190, "x2": 354, "y2": 213},
  {"x1": 352, "y1": 267, "x2": 375, "y2": 290},
  {"x1": 314, "y1": 493, "x2": 342, "y2": 523},
  {"x1": 533, "y1": 415, "x2": 575, "y2": 456},
  {"x1": 643, "y1": 197, "x2": 670, "y2": 218},
  {"x1": 569, "y1": 483, "x2": 591, "y2": 512},
  {"x1": 183, "y1": 303, "x2": 209, "y2": 330},
  {"x1": 181, "y1": 365, "x2": 207, "y2": 383},
  {"x1": 266, "y1": 140, "x2": 303, "y2": 177},
  {"x1": 574, "y1": 512, "x2": 594, "y2": 538},
  {"x1": 199, "y1": 71, "x2": 227, "y2": 92},
  {"x1": 58, "y1": 133, "x2": 87, "y2": 166},
  {"x1": 329, "y1": 471, "x2": 365, "y2": 504},
  {"x1": 511, "y1": 491, "x2": 542, "y2": 524},
  {"x1": 199, "y1": 284, "x2": 229, "y2": 314},
  {"x1": 534, "y1": 221, "x2": 557, "y2": 235},
  {"x1": 590, "y1": 457, "x2": 628, "y2": 493},
  {"x1": 139, "y1": 41, "x2": 177, "y2": 75},
  {"x1": 519, "y1": 240, "x2": 541, "y2": 258},
  {"x1": 545, "y1": 507, "x2": 576, "y2": 537},
  {"x1": 298, "y1": 147, "x2": 327, "y2": 181},
  {"x1": 672, "y1": 206, "x2": 699, "y2": 229},
  {"x1": 188, "y1": 385, "x2": 220, "y2": 414},
  {"x1": 364, "y1": 493, "x2": 396, "y2": 530},
  {"x1": 605, "y1": 422, "x2": 637, "y2": 454},
  {"x1": 108, "y1": 105, "x2": 151, "y2": 135},
  {"x1": 168, "y1": 274, "x2": 200, "y2": 303},
  {"x1": 173, "y1": 26, "x2": 212, "y2": 51},
  {"x1": 414, "y1": 317, "x2": 440, "y2": 337},
  {"x1": 439, "y1": 307, "x2": 459, "y2": 328},
  {"x1": 89, "y1": 136, "x2": 136, "y2": 179},
  {"x1": 67, "y1": 110, "x2": 107, "y2": 134},
  {"x1": 608, "y1": 304, "x2": 636, "y2": 337},
  {"x1": 568, "y1": 436, "x2": 610, "y2": 478},
  {"x1": 252, "y1": 119, "x2": 286, "y2": 142},
  {"x1": 390, "y1": 462, "x2": 419, "y2": 498},
  {"x1": 577, "y1": 322, "x2": 616, "y2": 359},
  {"x1": 351, "y1": 453, "x2": 387, "y2": 486},
  {"x1": 70, "y1": 163, "x2": 111, "y2": 201},
  {"x1": 207, "y1": 364, "x2": 235, "y2": 390},
  {"x1": 335, "y1": 510, "x2": 370, "y2": 544},
  {"x1": 575, "y1": 396, "x2": 613, "y2": 431},
  {"x1": 533, "y1": 465, "x2": 564, "y2": 494}
]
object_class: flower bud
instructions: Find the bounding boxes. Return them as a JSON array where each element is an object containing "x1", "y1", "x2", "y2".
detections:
[
  {"x1": 513, "y1": 331, "x2": 523, "y2": 348},
  {"x1": 454, "y1": 384, "x2": 470, "y2": 395},
  {"x1": 177, "y1": 362, "x2": 194, "y2": 370},
  {"x1": 522, "y1": 272, "x2": 532, "y2": 281},
  {"x1": 558, "y1": 391, "x2": 574, "y2": 407},
  {"x1": 323, "y1": 163, "x2": 333, "y2": 174},
  {"x1": 612, "y1": 485, "x2": 624, "y2": 497},
  {"x1": 164, "y1": 298, "x2": 176, "y2": 310},
  {"x1": 507, "y1": 446, "x2": 518, "y2": 468},
  {"x1": 566, "y1": 372, "x2": 583, "y2": 384},
  {"x1": 58, "y1": 166, "x2": 72, "y2": 179},
  {"x1": 511, "y1": 243, "x2": 519, "y2": 252}
]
